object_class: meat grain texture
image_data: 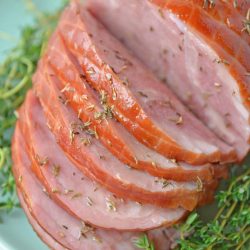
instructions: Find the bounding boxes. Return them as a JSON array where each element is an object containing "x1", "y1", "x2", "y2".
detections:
[{"x1": 12, "y1": 0, "x2": 249, "y2": 249}]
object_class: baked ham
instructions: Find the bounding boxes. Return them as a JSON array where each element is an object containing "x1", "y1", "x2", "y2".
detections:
[
  {"x1": 86, "y1": 0, "x2": 250, "y2": 160},
  {"x1": 17, "y1": 193, "x2": 66, "y2": 250},
  {"x1": 12, "y1": 123, "x2": 184, "y2": 250},
  {"x1": 33, "y1": 59, "x2": 220, "y2": 211},
  {"x1": 58, "y1": 1, "x2": 236, "y2": 165},
  {"x1": 19, "y1": 90, "x2": 186, "y2": 230},
  {"x1": 44, "y1": 29, "x2": 225, "y2": 182},
  {"x1": 11, "y1": 1, "x2": 249, "y2": 249}
]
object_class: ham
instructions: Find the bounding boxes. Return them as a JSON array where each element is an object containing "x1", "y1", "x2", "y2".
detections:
[
  {"x1": 188, "y1": 0, "x2": 250, "y2": 45},
  {"x1": 17, "y1": 192, "x2": 67, "y2": 250},
  {"x1": 33, "y1": 59, "x2": 220, "y2": 211},
  {"x1": 19, "y1": 90, "x2": 186, "y2": 231},
  {"x1": 57, "y1": 1, "x2": 236, "y2": 165},
  {"x1": 12, "y1": 121, "x2": 183, "y2": 250},
  {"x1": 86, "y1": 0, "x2": 250, "y2": 160},
  {"x1": 44, "y1": 29, "x2": 224, "y2": 182},
  {"x1": 11, "y1": 1, "x2": 248, "y2": 248}
]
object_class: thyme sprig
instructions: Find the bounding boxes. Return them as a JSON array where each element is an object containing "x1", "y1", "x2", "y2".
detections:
[
  {"x1": 177, "y1": 166, "x2": 250, "y2": 250},
  {"x1": 134, "y1": 234, "x2": 155, "y2": 250},
  {"x1": 0, "y1": 0, "x2": 66, "y2": 214},
  {"x1": 133, "y1": 167, "x2": 250, "y2": 250}
]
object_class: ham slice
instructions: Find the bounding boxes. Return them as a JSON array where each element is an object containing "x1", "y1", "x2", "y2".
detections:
[
  {"x1": 43, "y1": 29, "x2": 223, "y2": 182},
  {"x1": 19, "y1": 90, "x2": 187, "y2": 230},
  {"x1": 57, "y1": 1, "x2": 236, "y2": 165},
  {"x1": 86, "y1": 0, "x2": 250, "y2": 160},
  {"x1": 12, "y1": 121, "x2": 184, "y2": 250},
  {"x1": 17, "y1": 192, "x2": 67, "y2": 250},
  {"x1": 33, "y1": 58, "x2": 220, "y2": 211}
]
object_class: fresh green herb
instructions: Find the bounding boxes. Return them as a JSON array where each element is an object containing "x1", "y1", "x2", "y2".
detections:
[
  {"x1": 177, "y1": 166, "x2": 250, "y2": 250},
  {"x1": 0, "y1": 147, "x2": 19, "y2": 212},
  {"x1": 134, "y1": 234, "x2": 155, "y2": 250},
  {"x1": 0, "y1": 0, "x2": 67, "y2": 214}
]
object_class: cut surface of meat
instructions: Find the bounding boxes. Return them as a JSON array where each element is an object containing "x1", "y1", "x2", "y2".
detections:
[
  {"x1": 44, "y1": 29, "x2": 222, "y2": 182},
  {"x1": 86, "y1": 0, "x2": 250, "y2": 160},
  {"x1": 19, "y1": 90, "x2": 187, "y2": 231},
  {"x1": 19, "y1": 189, "x2": 181, "y2": 250},
  {"x1": 58, "y1": 1, "x2": 236, "y2": 165},
  {"x1": 33, "y1": 58, "x2": 220, "y2": 211},
  {"x1": 12, "y1": 122, "x2": 182, "y2": 250},
  {"x1": 11, "y1": 1, "x2": 249, "y2": 249},
  {"x1": 17, "y1": 191, "x2": 67, "y2": 250}
]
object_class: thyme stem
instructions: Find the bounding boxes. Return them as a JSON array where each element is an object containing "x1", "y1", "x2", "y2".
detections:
[
  {"x1": 0, "y1": 58, "x2": 33, "y2": 99},
  {"x1": 0, "y1": 148, "x2": 5, "y2": 169}
]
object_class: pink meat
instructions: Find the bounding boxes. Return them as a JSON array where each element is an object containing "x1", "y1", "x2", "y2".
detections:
[
  {"x1": 45, "y1": 29, "x2": 221, "y2": 182},
  {"x1": 33, "y1": 58, "x2": 219, "y2": 211},
  {"x1": 86, "y1": 0, "x2": 250, "y2": 160},
  {"x1": 12, "y1": 122, "x2": 182, "y2": 250},
  {"x1": 19, "y1": 90, "x2": 186, "y2": 231},
  {"x1": 17, "y1": 192, "x2": 67, "y2": 250},
  {"x1": 58, "y1": 1, "x2": 236, "y2": 165}
]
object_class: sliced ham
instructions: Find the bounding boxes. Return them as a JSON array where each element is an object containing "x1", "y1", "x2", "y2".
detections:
[
  {"x1": 189, "y1": 0, "x2": 250, "y2": 45},
  {"x1": 17, "y1": 192, "x2": 67, "y2": 250},
  {"x1": 33, "y1": 58, "x2": 220, "y2": 211},
  {"x1": 19, "y1": 90, "x2": 187, "y2": 231},
  {"x1": 57, "y1": 1, "x2": 236, "y2": 165},
  {"x1": 43, "y1": 30, "x2": 224, "y2": 183},
  {"x1": 12, "y1": 122, "x2": 183, "y2": 250},
  {"x1": 19, "y1": 190, "x2": 181, "y2": 250},
  {"x1": 153, "y1": 0, "x2": 250, "y2": 69},
  {"x1": 86, "y1": 0, "x2": 250, "y2": 160}
]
